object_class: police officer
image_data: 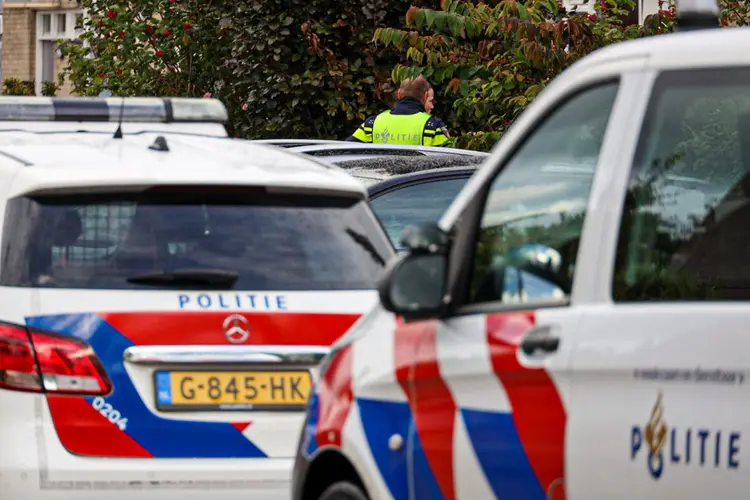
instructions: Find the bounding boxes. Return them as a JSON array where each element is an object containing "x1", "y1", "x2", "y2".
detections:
[{"x1": 346, "y1": 75, "x2": 451, "y2": 146}]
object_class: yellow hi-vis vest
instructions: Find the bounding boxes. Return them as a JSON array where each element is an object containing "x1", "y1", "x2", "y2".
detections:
[{"x1": 372, "y1": 110, "x2": 431, "y2": 145}]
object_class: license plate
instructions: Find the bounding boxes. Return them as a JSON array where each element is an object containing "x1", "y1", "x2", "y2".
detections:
[{"x1": 154, "y1": 370, "x2": 312, "y2": 411}]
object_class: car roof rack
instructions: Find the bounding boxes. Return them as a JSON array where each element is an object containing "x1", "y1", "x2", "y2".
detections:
[
  {"x1": 675, "y1": 0, "x2": 720, "y2": 31},
  {"x1": 288, "y1": 143, "x2": 488, "y2": 158},
  {"x1": 0, "y1": 96, "x2": 228, "y2": 123},
  {"x1": 250, "y1": 139, "x2": 345, "y2": 148}
]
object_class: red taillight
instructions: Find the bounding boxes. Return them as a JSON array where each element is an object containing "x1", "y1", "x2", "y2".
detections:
[{"x1": 0, "y1": 322, "x2": 111, "y2": 396}]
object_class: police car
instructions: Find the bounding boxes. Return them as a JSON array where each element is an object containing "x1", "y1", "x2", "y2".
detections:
[
  {"x1": 293, "y1": 2, "x2": 750, "y2": 499},
  {"x1": 0, "y1": 96, "x2": 394, "y2": 499}
]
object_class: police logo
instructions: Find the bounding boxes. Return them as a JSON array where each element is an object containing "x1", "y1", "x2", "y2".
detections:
[
  {"x1": 643, "y1": 392, "x2": 668, "y2": 478},
  {"x1": 631, "y1": 391, "x2": 741, "y2": 479},
  {"x1": 379, "y1": 128, "x2": 391, "y2": 144}
]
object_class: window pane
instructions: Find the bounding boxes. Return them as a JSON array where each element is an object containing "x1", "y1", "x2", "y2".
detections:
[
  {"x1": 57, "y1": 13, "x2": 66, "y2": 34},
  {"x1": 0, "y1": 188, "x2": 392, "y2": 291},
  {"x1": 614, "y1": 68, "x2": 750, "y2": 301},
  {"x1": 370, "y1": 177, "x2": 469, "y2": 249},
  {"x1": 41, "y1": 40, "x2": 55, "y2": 83},
  {"x1": 469, "y1": 82, "x2": 620, "y2": 305},
  {"x1": 41, "y1": 14, "x2": 51, "y2": 34}
]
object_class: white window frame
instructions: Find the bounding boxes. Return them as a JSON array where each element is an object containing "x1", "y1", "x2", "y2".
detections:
[{"x1": 35, "y1": 10, "x2": 83, "y2": 95}]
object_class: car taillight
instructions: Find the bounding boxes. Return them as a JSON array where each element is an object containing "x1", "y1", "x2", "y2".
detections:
[{"x1": 0, "y1": 322, "x2": 111, "y2": 396}]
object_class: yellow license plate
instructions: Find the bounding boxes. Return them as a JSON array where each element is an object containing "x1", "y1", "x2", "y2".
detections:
[{"x1": 154, "y1": 370, "x2": 311, "y2": 411}]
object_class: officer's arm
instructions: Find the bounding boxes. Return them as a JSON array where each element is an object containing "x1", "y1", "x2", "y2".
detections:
[
  {"x1": 347, "y1": 116, "x2": 376, "y2": 143},
  {"x1": 423, "y1": 117, "x2": 451, "y2": 147}
]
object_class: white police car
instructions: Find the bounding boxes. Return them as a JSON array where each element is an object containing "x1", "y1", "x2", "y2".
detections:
[
  {"x1": 0, "y1": 96, "x2": 394, "y2": 499},
  {"x1": 293, "y1": 2, "x2": 750, "y2": 499}
]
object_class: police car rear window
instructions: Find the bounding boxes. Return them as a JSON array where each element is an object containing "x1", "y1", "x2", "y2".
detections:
[{"x1": 0, "y1": 187, "x2": 392, "y2": 290}]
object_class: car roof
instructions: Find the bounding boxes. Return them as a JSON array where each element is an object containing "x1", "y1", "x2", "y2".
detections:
[
  {"x1": 333, "y1": 153, "x2": 486, "y2": 187},
  {"x1": 570, "y1": 26, "x2": 750, "y2": 76},
  {"x1": 0, "y1": 132, "x2": 367, "y2": 199},
  {"x1": 367, "y1": 165, "x2": 478, "y2": 197},
  {"x1": 286, "y1": 142, "x2": 489, "y2": 163}
]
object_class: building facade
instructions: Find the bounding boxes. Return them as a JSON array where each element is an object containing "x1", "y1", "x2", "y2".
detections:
[{"x1": 2, "y1": 0, "x2": 81, "y2": 96}]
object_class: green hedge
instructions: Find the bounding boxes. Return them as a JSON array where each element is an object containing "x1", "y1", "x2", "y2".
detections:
[
  {"x1": 60, "y1": 0, "x2": 747, "y2": 149},
  {"x1": 62, "y1": 0, "x2": 422, "y2": 139}
]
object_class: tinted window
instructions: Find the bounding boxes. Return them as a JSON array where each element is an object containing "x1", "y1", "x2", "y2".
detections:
[
  {"x1": 468, "y1": 82, "x2": 620, "y2": 305},
  {"x1": 614, "y1": 68, "x2": 750, "y2": 301},
  {"x1": 0, "y1": 187, "x2": 392, "y2": 290},
  {"x1": 370, "y1": 177, "x2": 469, "y2": 249}
]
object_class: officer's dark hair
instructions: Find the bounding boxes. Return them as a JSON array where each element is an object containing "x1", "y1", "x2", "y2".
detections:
[{"x1": 399, "y1": 75, "x2": 432, "y2": 99}]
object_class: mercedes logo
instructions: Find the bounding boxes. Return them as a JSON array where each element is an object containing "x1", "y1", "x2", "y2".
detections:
[{"x1": 223, "y1": 314, "x2": 250, "y2": 344}]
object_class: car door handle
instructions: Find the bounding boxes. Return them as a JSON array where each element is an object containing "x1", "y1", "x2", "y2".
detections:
[{"x1": 520, "y1": 326, "x2": 560, "y2": 356}]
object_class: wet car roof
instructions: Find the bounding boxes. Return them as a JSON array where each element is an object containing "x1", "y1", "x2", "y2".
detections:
[{"x1": 334, "y1": 154, "x2": 487, "y2": 186}]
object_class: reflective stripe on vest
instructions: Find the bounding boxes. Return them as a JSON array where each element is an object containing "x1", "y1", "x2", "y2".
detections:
[{"x1": 372, "y1": 110, "x2": 431, "y2": 145}]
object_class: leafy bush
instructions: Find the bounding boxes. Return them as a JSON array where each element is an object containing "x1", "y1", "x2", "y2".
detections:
[
  {"x1": 61, "y1": 1, "x2": 238, "y2": 131},
  {"x1": 41, "y1": 81, "x2": 60, "y2": 97},
  {"x1": 373, "y1": 0, "x2": 671, "y2": 151},
  {"x1": 63, "y1": 0, "x2": 416, "y2": 139},
  {"x1": 3, "y1": 78, "x2": 35, "y2": 96},
  {"x1": 224, "y1": 0, "x2": 422, "y2": 139},
  {"x1": 60, "y1": 0, "x2": 747, "y2": 148}
]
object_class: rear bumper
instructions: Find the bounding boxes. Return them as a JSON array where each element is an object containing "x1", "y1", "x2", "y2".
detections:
[{"x1": 0, "y1": 391, "x2": 292, "y2": 500}]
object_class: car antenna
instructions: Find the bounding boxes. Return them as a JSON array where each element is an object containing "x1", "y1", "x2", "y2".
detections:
[{"x1": 113, "y1": 96, "x2": 125, "y2": 139}]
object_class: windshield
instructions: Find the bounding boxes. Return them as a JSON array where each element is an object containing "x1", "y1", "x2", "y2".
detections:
[{"x1": 0, "y1": 187, "x2": 392, "y2": 290}]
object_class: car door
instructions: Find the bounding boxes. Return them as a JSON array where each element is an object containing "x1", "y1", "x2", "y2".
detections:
[
  {"x1": 568, "y1": 66, "x2": 750, "y2": 500},
  {"x1": 369, "y1": 175, "x2": 471, "y2": 251},
  {"x1": 398, "y1": 77, "x2": 633, "y2": 500}
]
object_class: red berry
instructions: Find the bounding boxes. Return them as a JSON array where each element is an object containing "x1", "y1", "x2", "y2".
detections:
[
  {"x1": 99, "y1": 73, "x2": 106, "y2": 78},
  {"x1": 155, "y1": 49, "x2": 165, "y2": 57},
  {"x1": 104, "y1": 31, "x2": 111, "y2": 38},
  {"x1": 588, "y1": 14, "x2": 597, "y2": 21},
  {"x1": 169, "y1": 0, "x2": 175, "y2": 3},
  {"x1": 118, "y1": 31, "x2": 125, "y2": 38},
  {"x1": 164, "y1": 28, "x2": 172, "y2": 36},
  {"x1": 657, "y1": 28, "x2": 663, "y2": 33},
  {"x1": 146, "y1": 25, "x2": 153, "y2": 33},
  {"x1": 106, "y1": 10, "x2": 116, "y2": 18},
  {"x1": 152, "y1": 35, "x2": 158, "y2": 40},
  {"x1": 116, "y1": 68, "x2": 123, "y2": 75},
  {"x1": 182, "y1": 23, "x2": 192, "y2": 30}
]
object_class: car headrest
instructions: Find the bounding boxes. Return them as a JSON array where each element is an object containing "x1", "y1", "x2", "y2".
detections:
[{"x1": 51, "y1": 209, "x2": 83, "y2": 247}]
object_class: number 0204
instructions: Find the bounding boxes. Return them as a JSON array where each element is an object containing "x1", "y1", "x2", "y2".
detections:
[{"x1": 90, "y1": 397, "x2": 128, "y2": 431}]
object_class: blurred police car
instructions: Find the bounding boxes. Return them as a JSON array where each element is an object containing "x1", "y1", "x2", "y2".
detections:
[
  {"x1": 293, "y1": 2, "x2": 750, "y2": 499},
  {"x1": 0, "y1": 97, "x2": 393, "y2": 500}
]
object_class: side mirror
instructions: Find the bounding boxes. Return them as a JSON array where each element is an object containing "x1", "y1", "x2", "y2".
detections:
[{"x1": 378, "y1": 223, "x2": 449, "y2": 319}]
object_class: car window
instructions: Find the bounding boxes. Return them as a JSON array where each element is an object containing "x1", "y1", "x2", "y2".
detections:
[
  {"x1": 467, "y1": 81, "x2": 620, "y2": 305},
  {"x1": 614, "y1": 68, "x2": 750, "y2": 301},
  {"x1": 0, "y1": 187, "x2": 392, "y2": 290},
  {"x1": 370, "y1": 177, "x2": 469, "y2": 249}
]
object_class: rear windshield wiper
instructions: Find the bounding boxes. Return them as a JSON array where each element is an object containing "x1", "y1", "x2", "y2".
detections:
[
  {"x1": 346, "y1": 228, "x2": 387, "y2": 266},
  {"x1": 126, "y1": 269, "x2": 239, "y2": 287}
]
